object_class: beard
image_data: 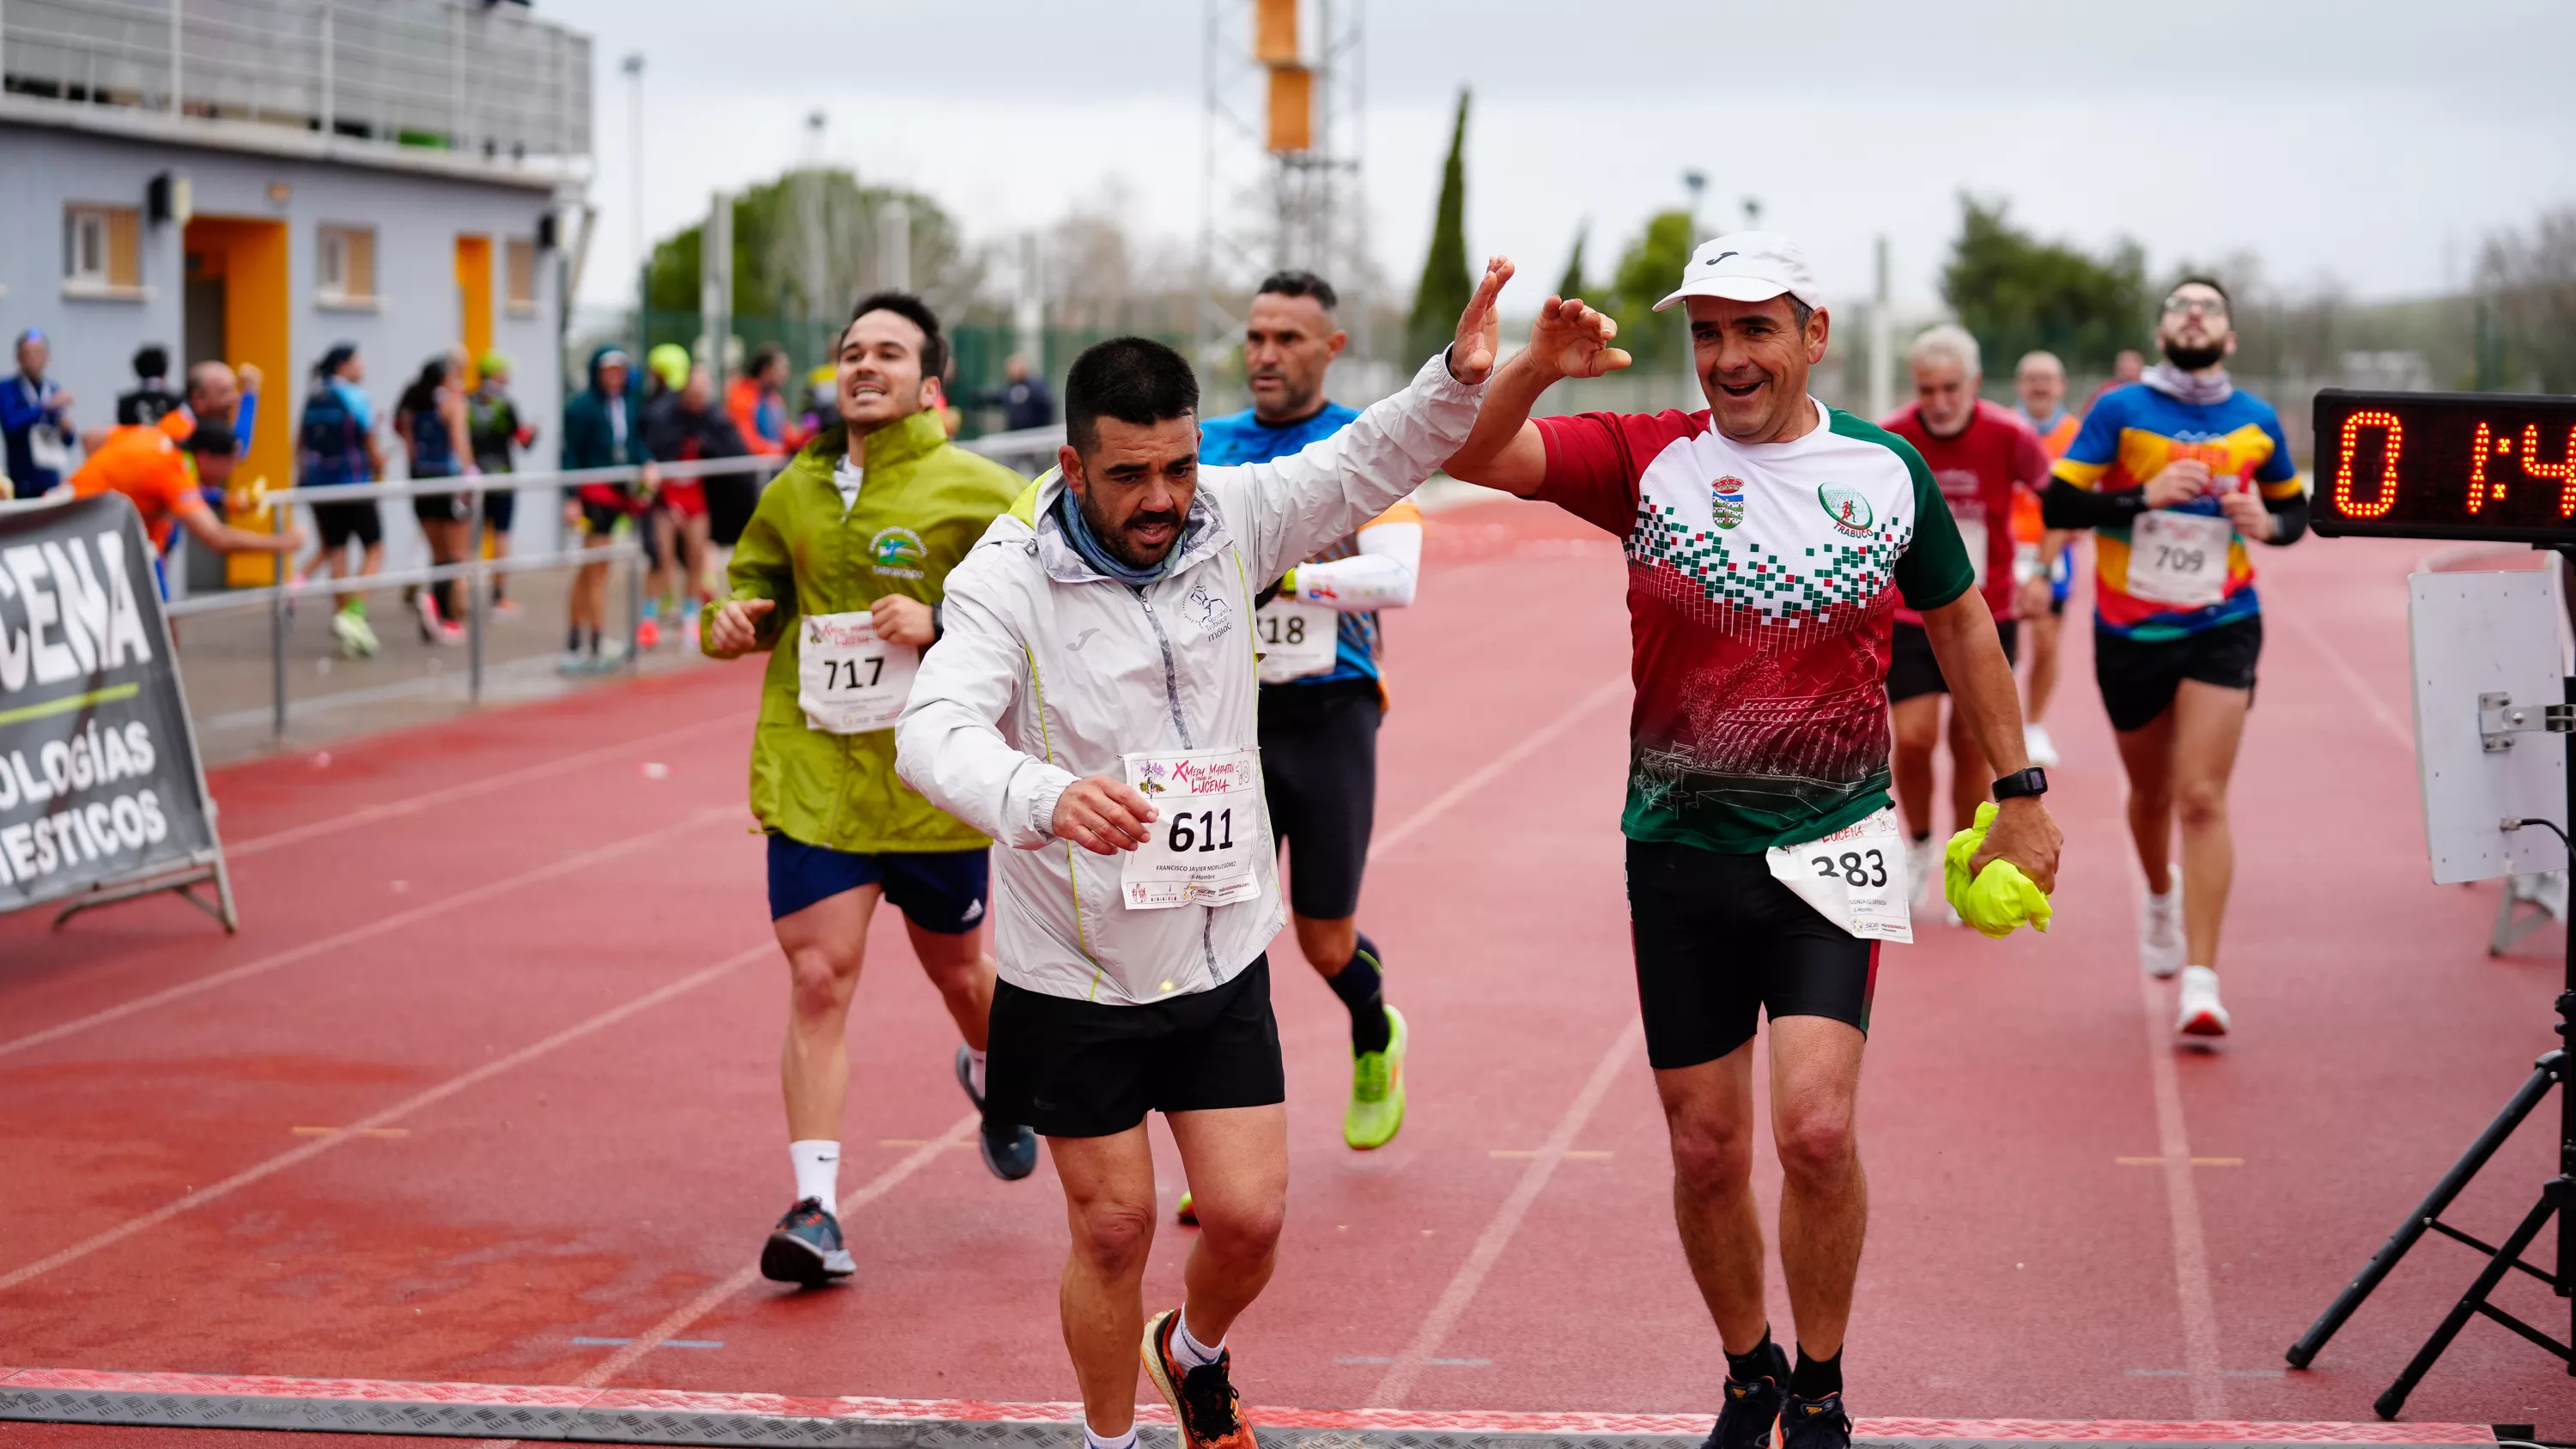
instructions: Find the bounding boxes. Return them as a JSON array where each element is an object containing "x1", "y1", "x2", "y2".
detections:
[
  {"x1": 1078, "y1": 488, "x2": 1182, "y2": 571},
  {"x1": 2161, "y1": 337, "x2": 2227, "y2": 372}
]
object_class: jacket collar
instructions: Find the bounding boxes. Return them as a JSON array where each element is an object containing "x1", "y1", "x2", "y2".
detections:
[
  {"x1": 811, "y1": 409, "x2": 949, "y2": 474},
  {"x1": 1023, "y1": 468, "x2": 1229, "y2": 587}
]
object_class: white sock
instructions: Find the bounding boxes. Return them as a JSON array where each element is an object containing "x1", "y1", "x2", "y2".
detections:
[
  {"x1": 1172, "y1": 1310, "x2": 1225, "y2": 1369},
  {"x1": 1085, "y1": 1426, "x2": 1139, "y2": 1449},
  {"x1": 789, "y1": 1139, "x2": 841, "y2": 1210},
  {"x1": 965, "y1": 1046, "x2": 987, "y2": 1098}
]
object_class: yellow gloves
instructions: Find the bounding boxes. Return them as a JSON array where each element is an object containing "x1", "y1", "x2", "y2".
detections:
[{"x1": 1943, "y1": 801, "x2": 2052, "y2": 938}]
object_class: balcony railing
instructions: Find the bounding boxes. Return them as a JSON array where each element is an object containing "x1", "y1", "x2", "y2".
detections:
[{"x1": 1, "y1": 0, "x2": 591, "y2": 173}]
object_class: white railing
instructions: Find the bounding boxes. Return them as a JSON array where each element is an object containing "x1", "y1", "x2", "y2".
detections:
[{"x1": 1, "y1": 0, "x2": 592, "y2": 167}]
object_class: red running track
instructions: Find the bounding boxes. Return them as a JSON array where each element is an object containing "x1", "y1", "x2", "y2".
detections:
[{"x1": 0, "y1": 498, "x2": 2568, "y2": 1446}]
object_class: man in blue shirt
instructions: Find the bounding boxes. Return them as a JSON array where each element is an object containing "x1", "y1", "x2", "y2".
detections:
[
  {"x1": 1195, "y1": 270, "x2": 1423, "y2": 1161},
  {"x1": 3, "y1": 329, "x2": 77, "y2": 496}
]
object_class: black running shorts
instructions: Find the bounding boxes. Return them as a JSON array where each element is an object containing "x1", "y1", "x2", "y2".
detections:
[
  {"x1": 1627, "y1": 838, "x2": 1880, "y2": 1070},
  {"x1": 1259, "y1": 677, "x2": 1381, "y2": 920},
  {"x1": 2093, "y1": 616, "x2": 2262, "y2": 733},
  {"x1": 312, "y1": 500, "x2": 382, "y2": 551},
  {"x1": 986, "y1": 956, "x2": 1286, "y2": 1138},
  {"x1": 1886, "y1": 619, "x2": 2019, "y2": 704}
]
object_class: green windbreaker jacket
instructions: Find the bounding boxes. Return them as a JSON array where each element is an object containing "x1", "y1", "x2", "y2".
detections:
[{"x1": 714, "y1": 409, "x2": 1024, "y2": 852}]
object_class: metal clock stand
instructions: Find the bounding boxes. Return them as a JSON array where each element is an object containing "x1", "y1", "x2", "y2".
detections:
[{"x1": 2283, "y1": 624, "x2": 2573, "y2": 1417}]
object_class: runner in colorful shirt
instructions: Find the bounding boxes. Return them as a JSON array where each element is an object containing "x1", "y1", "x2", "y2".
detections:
[
  {"x1": 1197, "y1": 270, "x2": 1420, "y2": 1158},
  {"x1": 701, "y1": 292, "x2": 1038, "y2": 1288},
  {"x1": 2041, "y1": 276, "x2": 2306, "y2": 1038},
  {"x1": 2008, "y1": 350, "x2": 2081, "y2": 768},
  {"x1": 1880, "y1": 325, "x2": 2055, "y2": 913},
  {"x1": 1446, "y1": 233, "x2": 2061, "y2": 1449}
]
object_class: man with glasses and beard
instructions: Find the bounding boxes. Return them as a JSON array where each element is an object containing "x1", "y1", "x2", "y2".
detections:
[{"x1": 2042, "y1": 276, "x2": 2306, "y2": 1039}]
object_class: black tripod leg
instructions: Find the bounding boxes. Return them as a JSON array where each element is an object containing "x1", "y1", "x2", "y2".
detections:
[
  {"x1": 2288, "y1": 1057, "x2": 2561, "y2": 1367},
  {"x1": 2373, "y1": 1192, "x2": 2561, "y2": 1419}
]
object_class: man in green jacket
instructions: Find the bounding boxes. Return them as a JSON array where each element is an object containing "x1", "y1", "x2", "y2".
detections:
[{"x1": 704, "y1": 293, "x2": 1036, "y2": 1287}]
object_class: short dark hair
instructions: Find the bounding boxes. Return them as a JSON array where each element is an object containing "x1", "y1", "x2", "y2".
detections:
[
  {"x1": 1255, "y1": 270, "x2": 1338, "y2": 313},
  {"x1": 1064, "y1": 337, "x2": 1200, "y2": 453},
  {"x1": 748, "y1": 342, "x2": 787, "y2": 379},
  {"x1": 179, "y1": 421, "x2": 237, "y2": 456},
  {"x1": 133, "y1": 345, "x2": 169, "y2": 380},
  {"x1": 2171, "y1": 275, "x2": 2232, "y2": 312},
  {"x1": 845, "y1": 291, "x2": 948, "y2": 381}
]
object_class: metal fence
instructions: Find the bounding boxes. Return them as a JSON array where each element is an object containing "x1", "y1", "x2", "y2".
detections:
[
  {"x1": 0, "y1": 0, "x2": 592, "y2": 167},
  {"x1": 163, "y1": 453, "x2": 782, "y2": 739}
]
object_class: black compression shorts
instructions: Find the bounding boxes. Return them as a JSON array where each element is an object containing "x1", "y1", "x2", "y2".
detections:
[
  {"x1": 2093, "y1": 616, "x2": 2261, "y2": 732},
  {"x1": 1259, "y1": 676, "x2": 1381, "y2": 920},
  {"x1": 1886, "y1": 619, "x2": 2020, "y2": 704},
  {"x1": 1627, "y1": 838, "x2": 1880, "y2": 1070},
  {"x1": 985, "y1": 957, "x2": 1285, "y2": 1138},
  {"x1": 312, "y1": 500, "x2": 382, "y2": 552}
]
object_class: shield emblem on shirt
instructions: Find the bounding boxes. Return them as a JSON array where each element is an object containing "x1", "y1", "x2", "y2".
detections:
[{"x1": 1710, "y1": 476, "x2": 1747, "y2": 530}]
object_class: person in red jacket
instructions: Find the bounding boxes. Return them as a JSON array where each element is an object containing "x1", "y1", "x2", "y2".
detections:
[{"x1": 1879, "y1": 325, "x2": 2054, "y2": 912}]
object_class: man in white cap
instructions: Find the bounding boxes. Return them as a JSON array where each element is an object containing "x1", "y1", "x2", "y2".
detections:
[{"x1": 1446, "y1": 234, "x2": 2060, "y2": 1449}]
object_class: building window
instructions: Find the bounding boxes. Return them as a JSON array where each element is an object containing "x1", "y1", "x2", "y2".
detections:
[
  {"x1": 317, "y1": 224, "x2": 378, "y2": 306},
  {"x1": 504, "y1": 238, "x2": 538, "y2": 316},
  {"x1": 63, "y1": 205, "x2": 142, "y2": 295}
]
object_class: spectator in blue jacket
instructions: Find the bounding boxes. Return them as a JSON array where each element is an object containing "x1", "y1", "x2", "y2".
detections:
[
  {"x1": 3, "y1": 330, "x2": 77, "y2": 496},
  {"x1": 560, "y1": 345, "x2": 657, "y2": 670}
]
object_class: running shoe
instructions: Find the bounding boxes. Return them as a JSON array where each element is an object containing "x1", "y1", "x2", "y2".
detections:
[
  {"x1": 2176, "y1": 965, "x2": 2231, "y2": 1038},
  {"x1": 1703, "y1": 1338, "x2": 1789, "y2": 1449},
  {"x1": 682, "y1": 602, "x2": 703, "y2": 648},
  {"x1": 955, "y1": 1044, "x2": 1038, "y2": 1181},
  {"x1": 1907, "y1": 838, "x2": 1941, "y2": 910},
  {"x1": 1344, "y1": 1004, "x2": 1408, "y2": 1150},
  {"x1": 2024, "y1": 722, "x2": 2061, "y2": 769},
  {"x1": 2139, "y1": 888, "x2": 2184, "y2": 979},
  {"x1": 1142, "y1": 1308, "x2": 1255, "y2": 1449},
  {"x1": 415, "y1": 589, "x2": 444, "y2": 643},
  {"x1": 490, "y1": 597, "x2": 522, "y2": 619},
  {"x1": 759, "y1": 1197, "x2": 854, "y2": 1287},
  {"x1": 331, "y1": 605, "x2": 378, "y2": 658},
  {"x1": 1175, "y1": 1190, "x2": 1198, "y2": 1227},
  {"x1": 635, "y1": 615, "x2": 662, "y2": 651},
  {"x1": 1779, "y1": 1391, "x2": 1850, "y2": 1449}
]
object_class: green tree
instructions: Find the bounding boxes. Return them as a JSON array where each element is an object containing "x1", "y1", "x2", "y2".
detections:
[
  {"x1": 1939, "y1": 195, "x2": 2147, "y2": 374},
  {"x1": 1406, "y1": 89, "x2": 1473, "y2": 363},
  {"x1": 1603, "y1": 209, "x2": 1698, "y2": 373},
  {"x1": 642, "y1": 167, "x2": 975, "y2": 331},
  {"x1": 1557, "y1": 223, "x2": 1589, "y2": 300}
]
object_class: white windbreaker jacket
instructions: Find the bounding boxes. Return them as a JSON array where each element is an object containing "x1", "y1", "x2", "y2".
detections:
[{"x1": 895, "y1": 353, "x2": 1485, "y2": 1004}]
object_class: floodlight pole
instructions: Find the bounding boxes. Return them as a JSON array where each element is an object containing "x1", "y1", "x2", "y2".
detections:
[{"x1": 2284, "y1": 545, "x2": 2576, "y2": 1410}]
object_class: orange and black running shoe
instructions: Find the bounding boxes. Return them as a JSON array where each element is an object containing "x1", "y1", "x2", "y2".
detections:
[
  {"x1": 1780, "y1": 1391, "x2": 1850, "y2": 1449},
  {"x1": 1705, "y1": 1339, "x2": 1789, "y2": 1449},
  {"x1": 1141, "y1": 1307, "x2": 1255, "y2": 1449}
]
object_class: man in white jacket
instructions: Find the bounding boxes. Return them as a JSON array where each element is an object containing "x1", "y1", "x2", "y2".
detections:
[{"x1": 898, "y1": 258, "x2": 1601, "y2": 1449}]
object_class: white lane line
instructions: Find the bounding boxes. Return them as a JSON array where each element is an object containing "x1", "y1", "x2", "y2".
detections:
[
  {"x1": 0, "y1": 943, "x2": 769, "y2": 1294},
  {"x1": 1368, "y1": 677, "x2": 1626, "y2": 862},
  {"x1": 2129, "y1": 878, "x2": 2229, "y2": 1422},
  {"x1": 2276, "y1": 607, "x2": 2409, "y2": 752},
  {"x1": 0, "y1": 805, "x2": 744, "y2": 1062},
  {"x1": 564, "y1": 1113, "x2": 981, "y2": 1395},
  {"x1": 1365, "y1": 1018, "x2": 1643, "y2": 1410},
  {"x1": 223, "y1": 712, "x2": 741, "y2": 860}
]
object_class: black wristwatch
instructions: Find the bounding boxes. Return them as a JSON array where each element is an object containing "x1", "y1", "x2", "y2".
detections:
[{"x1": 1992, "y1": 767, "x2": 2049, "y2": 801}]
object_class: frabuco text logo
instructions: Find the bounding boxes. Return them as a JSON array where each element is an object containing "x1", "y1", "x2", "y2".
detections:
[
  {"x1": 1816, "y1": 483, "x2": 1874, "y2": 537},
  {"x1": 869, "y1": 526, "x2": 927, "y2": 579}
]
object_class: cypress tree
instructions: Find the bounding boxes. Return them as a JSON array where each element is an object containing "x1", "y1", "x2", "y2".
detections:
[
  {"x1": 1406, "y1": 89, "x2": 1473, "y2": 362},
  {"x1": 1558, "y1": 222, "x2": 1589, "y2": 300}
]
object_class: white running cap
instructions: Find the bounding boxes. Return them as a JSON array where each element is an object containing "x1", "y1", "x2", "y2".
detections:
[{"x1": 1654, "y1": 231, "x2": 1826, "y2": 313}]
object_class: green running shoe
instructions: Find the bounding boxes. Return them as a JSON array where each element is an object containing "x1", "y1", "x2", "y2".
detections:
[{"x1": 1343, "y1": 1004, "x2": 1408, "y2": 1149}]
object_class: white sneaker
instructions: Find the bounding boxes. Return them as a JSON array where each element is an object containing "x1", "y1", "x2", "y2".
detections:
[
  {"x1": 1909, "y1": 838, "x2": 1942, "y2": 909},
  {"x1": 2140, "y1": 887, "x2": 2184, "y2": 979},
  {"x1": 2025, "y1": 722, "x2": 2061, "y2": 768},
  {"x1": 2175, "y1": 965, "x2": 2230, "y2": 1037}
]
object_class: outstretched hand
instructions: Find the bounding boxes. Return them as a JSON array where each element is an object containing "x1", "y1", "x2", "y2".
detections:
[
  {"x1": 1527, "y1": 295, "x2": 1631, "y2": 380},
  {"x1": 1445, "y1": 256, "x2": 1514, "y2": 385}
]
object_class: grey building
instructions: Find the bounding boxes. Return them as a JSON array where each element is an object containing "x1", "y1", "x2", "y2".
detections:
[{"x1": 0, "y1": 0, "x2": 595, "y2": 587}]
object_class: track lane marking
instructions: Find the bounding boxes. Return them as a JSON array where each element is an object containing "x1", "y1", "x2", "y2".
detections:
[
  {"x1": 221, "y1": 712, "x2": 742, "y2": 860},
  {"x1": 1366, "y1": 1018, "x2": 1643, "y2": 1409},
  {"x1": 0, "y1": 804, "x2": 743, "y2": 1061},
  {"x1": 1367, "y1": 677, "x2": 1626, "y2": 863},
  {"x1": 2123, "y1": 848, "x2": 2228, "y2": 1422},
  {"x1": 0, "y1": 943, "x2": 770, "y2": 1294}
]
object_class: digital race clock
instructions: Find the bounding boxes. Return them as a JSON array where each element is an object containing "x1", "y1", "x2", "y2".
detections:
[{"x1": 2313, "y1": 389, "x2": 2576, "y2": 543}]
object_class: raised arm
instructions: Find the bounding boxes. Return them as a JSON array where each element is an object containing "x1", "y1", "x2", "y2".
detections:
[
  {"x1": 1216, "y1": 258, "x2": 1510, "y2": 579},
  {"x1": 1442, "y1": 295, "x2": 1631, "y2": 498}
]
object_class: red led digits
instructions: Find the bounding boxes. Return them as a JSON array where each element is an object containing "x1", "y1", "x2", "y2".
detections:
[
  {"x1": 2520, "y1": 423, "x2": 2576, "y2": 516},
  {"x1": 2335, "y1": 409, "x2": 2401, "y2": 519},
  {"x1": 2469, "y1": 421, "x2": 2496, "y2": 512}
]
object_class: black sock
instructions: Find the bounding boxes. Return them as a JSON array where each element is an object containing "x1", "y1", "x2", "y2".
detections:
[
  {"x1": 1910, "y1": 830, "x2": 1931, "y2": 845},
  {"x1": 566, "y1": 625, "x2": 581, "y2": 653},
  {"x1": 585, "y1": 627, "x2": 602, "y2": 656},
  {"x1": 1723, "y1": 1328, "x2": 1778, "y2": 1385},
  {"x1": 1327, "y1": 934, "x2": 1391, "y2": 1054},
  {"x1": 1789, "y1": 1346, "x2": 1841, "y2": 1400}
]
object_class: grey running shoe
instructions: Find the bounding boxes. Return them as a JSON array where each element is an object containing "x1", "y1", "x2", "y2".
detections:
[
  {"x1": 956, "y1": 1044, "x2": 1038, "y2": 1180},
  {"x1": 759, "y1": 1197, "x2": 854, "y2": 1287}
]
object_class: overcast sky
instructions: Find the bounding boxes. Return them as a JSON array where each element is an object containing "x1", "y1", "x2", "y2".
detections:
[{"x1": 540, "y1": 0, "x2": 2576, "y2": 316}]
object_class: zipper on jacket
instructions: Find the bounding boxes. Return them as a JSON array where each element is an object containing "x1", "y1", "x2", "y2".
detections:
[{"x1": 1136, "y1": 592, "x2": 1194, "y2": 748}]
